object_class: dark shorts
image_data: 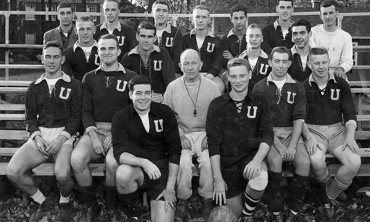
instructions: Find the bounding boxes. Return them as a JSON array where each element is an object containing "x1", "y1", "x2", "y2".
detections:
[
  {"x1": 221, "y1": 155, "x2": 256, "y2": 199},
  {"x1": 139, "y1": 158, "x2": 169, "y2": 201}
]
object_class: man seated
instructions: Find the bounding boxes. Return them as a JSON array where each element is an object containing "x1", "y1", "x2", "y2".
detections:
[
  {"x1": 252, "y1": 47, "x2": 310, "y2": 222},
  {"x1": 121, "y1": 22, "x2": 176, "y2": 103},
  {"x1": 70, "y1": 34, "x2": 137, "y2": 222},
  {"x1": 63, "y1": 16, "x2": 100, "y2": 82},
  {"x1": 6, "y1": 41, "x2": 82, "y2": 222},
  {"x1": 112, "y1": 75, "x2": 182, "y2": 222},
  {"x1": 163, "y1": 49, "x2": 220, "y2": 221},
  {"x1": 302, "y1": 47, "x2": 360, "y2": 219},
  {"x1": 208, "y1": 58, "x2": 274, "y2": 222}
]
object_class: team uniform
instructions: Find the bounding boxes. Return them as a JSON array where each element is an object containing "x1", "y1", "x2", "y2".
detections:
[
  {"x1": 289, "y1": 45, "x2": 311, "y2": 82},
  {"x1": 261, "y1": 20, "x2": 294, "y2": 54},
  {"x1": 62, "y1": 41, "x2": 100, "y2": 82},
  {"x1": 120, "y1": 45, "x2": 176, "y2": 95},
  {"x1": 220, "y1": 29, "x2": 247, "y2": 69},
  {"x1": 207, "y1": 92, "x2": 274, "y2": 198},
  {"x1": 94, "y1": 22, "x2": 138, "y2": 62},
  {"x1": 183, "y1": 29, "x2": 223, "y2": 77},
  {"x1": 155, "y1": 25, "x2": 183, "y2": 74},
  {"x1": 112, "y1": 102, "x2": 182, "y2": 200}
]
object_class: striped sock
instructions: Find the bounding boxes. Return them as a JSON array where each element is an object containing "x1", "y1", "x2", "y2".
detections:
[
  {"x1": 242, "y1": 191, "x2": 260, "y2": 217},
  {"x1": 327, "y1": 176, "x2": 351, "y2": 200},
  {"x1": 316, "y1": 168, "x2": 332, "y2": 187},
  {"x1": 31, "y1": 189, "x2": 46, "y2": 205}
]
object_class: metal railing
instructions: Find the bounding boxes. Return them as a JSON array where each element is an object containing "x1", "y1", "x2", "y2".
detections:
[{"x1": 1, "y1": 11, "x2": 370, "y2": 80}]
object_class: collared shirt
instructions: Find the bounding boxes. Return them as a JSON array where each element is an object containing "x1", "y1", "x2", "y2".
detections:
[
  {"x1": 121, "y1": 45, "x2": 176, "y2": 94},
  {"x1": 183, "y1": 29, "x2": 222, "y2": 76},
  {"x1": 112, "y1": 102, "x2": 182, "y2": 165},
  {"x1": 289, "y1": 45, "x2": 311, "y2": 82},
  {"x1": 261, "y1": 19, "x2": 294, "y2": 54},
  {"x1": 303, "y1": 73, "x2": 357, "y2": 125},
  {"x1": 252, "y1": 73, "x2": 307, "y2": 127},
  {"x1": 207, "y1": 92, "x2": 274, "y2": 169},
  {"x1": 25, "y1": 73, "x2": 82, "y2": 139},
  {"x1": 220, "y1": 29, "x2": 247, "y2": 68},
  {"x1": 81, "y1": 63, "x2": 137, "y2": 130},
  {"x1": 62, "y1": 41, "x2": 100, "y2": 82},
  {"x1": 58, "y1": 26, "x2": 74, "y2": 49}
]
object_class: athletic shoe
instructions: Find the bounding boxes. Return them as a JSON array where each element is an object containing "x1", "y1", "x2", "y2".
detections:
[
  {"x1": 55, "y1": 202, "x2": 72, "y2": 222},
  {"x1": 323, "y1": 198, "x2": 336, "y2": 219},
  {"x1": 175, "y1": 199, "x2": 189, "y2": 222},
  {"x1": 200, "y1": 197, "x2": 214, "y2": 222},
  {"x1": 29, "y1": 201, "x2": 46, "y2": 222}
]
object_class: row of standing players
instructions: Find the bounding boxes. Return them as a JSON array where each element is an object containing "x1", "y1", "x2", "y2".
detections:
[{"x1": 6, "y1": 0, "x2": 358, "y2": 222}]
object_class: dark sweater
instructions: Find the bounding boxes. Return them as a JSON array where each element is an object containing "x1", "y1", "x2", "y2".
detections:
[
  {"x1": 207, "y1": 92, "x2": 274, "y2": 169},
  {"x1": 261, "y1": 20, "x2": 294, "y2": 54},
  {"x1": 81, "y1": 64, "x2": 137, "y2": 130},
  {"x1": 112, "y1": 102, "x2": 182, "y2": 165},
  {"x1": 289, "y1": 46, "x2": 311, "y2": 82},
  {"x1": 220, "y1": 29, "x2": 247, "y2": 69}
]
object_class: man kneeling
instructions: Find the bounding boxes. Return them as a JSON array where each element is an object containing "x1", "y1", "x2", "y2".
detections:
[{"x1": 112, "y1": 75, "x2": 182, "y2": 222}]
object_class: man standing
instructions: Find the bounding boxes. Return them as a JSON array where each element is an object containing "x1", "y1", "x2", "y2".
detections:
[
  {"x1": 183, "y1": 5, "x2": 224, "y2": 93},
  {"x1": 163, "y1": 49, "x2": 220, "y2": 221},
  {"x1": 252, "y1": 47, "x2": 310, "y2": 221},
  {"x1": 261, "y1": 0, "x2": 294, "y2": 54},
  {"x1": 152, "y1": 0, "x2": 183, "y2": 76},
  {"x1": 289, "y1": 19, "x2": 312, "y2": 82},
  {"x1": 208, "y1": 58, "x2": 274, "y2": 222},
  {"x1": 112, "y1": 75, "x2": 182, "y2": 222},
  {"x1": 303, "y1": 47, "x2": 360, "y2": 219},
  {"x1": 63, "y1": 16, "x2": 100, "y2": 82},
  {"x1": 95, "y1": 0, "x2": 137, "y2": 62},
  {"x1": 6, "y1": 41, "x2": 82, "y2": 222},
  {"x1": 309, "y1": 0, "x2": 353, "y2": 78},
  {"x1": 43, "y1": 2, "x2": 78, "y2": 49},
  {"x1": 121, "y1": 22, "x2": 176, "y2": 103},
  {"x1": 71, "y1": 34, "x2": 137, "y2": 222}
]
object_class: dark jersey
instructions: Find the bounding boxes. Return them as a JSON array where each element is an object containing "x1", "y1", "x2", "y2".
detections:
[
  {"x1": 289, "y1": 46, "x2": 311, "y2": 82},
  {"x1": 220, "y1": 29, "x2": 247, "y2": 69},
  {"x1": 261, "y1": 20, "x2": 294, "y2": 54}
]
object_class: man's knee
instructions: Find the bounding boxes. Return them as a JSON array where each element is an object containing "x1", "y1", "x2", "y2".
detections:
[
  {"x1": 6, "y1": 164, "x2": 22, "y2": 183},
  {"x1": 115, "y1": 165, "x2": 136, "y2": 188},
  {"x1": 294, "y1": 152, "x2": 311, "y2": 172},
  {"x1": 55, "y1": 167, "x2": 72, "y2": 184},
  {"x1": 310, "y1": 148, "x2": 326, "y2": 168},
  {"x1": 343, "y1": 153, "x2": 361, "y2": 174},
  {"x1": 267, "y1": 154, "x2": 282, "y2": 171},
  {"x1": 71, "y1": 147, "x2": 90, "y2": 172},
  {"x1": 106, "y1": 155, "x2": 119, "y2": 175}
]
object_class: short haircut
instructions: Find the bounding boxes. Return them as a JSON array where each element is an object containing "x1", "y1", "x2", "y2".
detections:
[
  {"x1": 152, "y1": 1, "x2": 171, "y2": 12},
  {"x1": 276, "y1": 0, "x2": 293, "y2": 6},
  {"x1": 230, "y1": 4, "x2": 247, "y2": 18},
  {"x1": 308, "y1": 47, "x2": 329, "y2": 59},
  {"x1": 76, "y1": 15, "x2": 94, "y2": 24},
  {"x1": 137, "y1": 22, "x2": 157, "y2": 35},
  {"x1": 43, "y1": 41, "x2": 64, "y2": 56},
  {"x1": 247, "y1": 23, "x2": 262, "y2": 32},
  {"x1": 103, "y1": 0, "x2": 120, "y2": 8},
  {"x1": 227, "y1": 58, "x2": 251, "y2": 72},
  {"x1": 129, "y1": 75, "x2": 151, "y2": 91},
  {"x1": 57, "y1": 2, "x2": 72, "y2": 12},
  {"x1": 98, "y1": 34, "x2": 119, "y2": 49},
  {"x1": 320, "y1": 0, "x2": 339, "y2": 11},
  {"x1": 292, "y1": 18, "x2": 311, "y2": 33},
  {"x1": 193, "y1": 5, "x2": 210, "y2": 15},
  {"x1": 270, "y1": 46, "x2": 292, "y2": 61},
  {"x1": 180, "y1": 49, "x2": 201, "y2": 63}
]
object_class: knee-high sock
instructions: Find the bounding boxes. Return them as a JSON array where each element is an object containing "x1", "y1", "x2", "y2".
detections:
[
  {"x1": 242, "y1": 191, "x2": 260, "y2": 217},
  {"x1": 79, "y1": 186, "x2": 96, "y2": 207},
  {"x1": 106, "y1": 186, "x2": 118, "y2": 209},
  {"x1": 266, "y1": 171, "x2": 283, "y2": 213},
  {"x1": 315, "y1": 168, "x2": 332, "y2": 187},
  {"x1": 289, "y1": 173, "x2": 310, "y2": 213},
  {"x1": 327, "y1": 176, "x2": 351, "y2": 200}
]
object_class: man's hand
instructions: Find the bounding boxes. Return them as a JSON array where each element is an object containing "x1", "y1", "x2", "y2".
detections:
[
  {"x1": 305, "y1": 134, "x2": 325, "y2": 155},
  {"x1": 342, "y1": 137, "x2": 360, "y2": 155},
  {"x1": 222, "y1": 50, "x2": 234, "y2": 60},
  {"x1": 152, "y1": 93, "x2": 164, "y2": 103},
  {"x1": 334, "y1": 67, "x2": 346, "y2": 79},
  {"x1": 143, "y1": 160, "x2": 161, "y2": 180},
  {"x1": 33, "y1": 135, "x2": 50, "y2": 156},
  {"x1": 201, "y1": 136, "x2": 208, "y2": 152},
  {"x1": 213, "y1": 178, "x2": 227, "y2": 206},
  {"x1": 243, "y1": 159, "x2": 262, "y2": 180},
  {"x1": 180, "y1": 135, "x2": 191, "y2": 150},
  {"x1": 103, "y1": 134, "x2": 112, "y2": 151},
  {"x1": 90, "y1": 133, "x2": 106, "y2": 156},
  {"x1": 274, "y1": 140, "x2": 288, "y2": 161},
  {"x1": 156, "y1": 188, "x2": 176, "y2": 212},
  {"x1": 286, "y1": 145, "x2": 297, "y2": 162},
  {"x1": 45, "y1": 135, "x2": 67, "y2": 155}
]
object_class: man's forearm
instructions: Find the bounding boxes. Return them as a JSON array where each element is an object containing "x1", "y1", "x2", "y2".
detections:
[
  {"x1": 345, "y1": 123, "x2": 356, "y2": 139},
  {"x1": 166, "y1": 163, "x2": 179, "y2": 190},
  {"x1": 119, "y1": 152, "x2": 148, "y2": 168},
  {"x1": 301, "y1": 123, "x2": 311, "y2": 140},
  {"x1": 210, "y1": 155, "x2": 223, "y2": 182},
  {"x1": 252, "y1": 143, "x2": 270, "y2": 163},
  {"x1": 289, "y1": 120, "x2": 304, "y2": 148}
]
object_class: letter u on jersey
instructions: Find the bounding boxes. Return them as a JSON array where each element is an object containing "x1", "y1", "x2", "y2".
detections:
[
  {"x1": 206, "y1": 43, "x2": 215, "y2": 52},
  {"x1": 94, "y1": 54, "x2": 100, "y2": 66},
  {"x1": 116, "y1": 80, "x2": 127, "y2": 92},
  {"x1": 59, "y1": 87, "x2": 71, "y2": 99},
  {"x1": 154, "y1": 60, "x2": 162, "y2": 71},
  {"x1": 165, "y1": 37, "x2": 173, "y2": 47},
  {"x1": 117, "y1": 36, "x2": 125, "y2": 46},
  {"x1": 259, "y1": 64, "x2": 269, "y2": 75},
  {"x1": 287, "y1": 91, "x2": 296, "y2": 104},
  {"x1": 154, "y1": 119, "x2": 164, "y2": 132},
  {"x1": 247, "y1": 106, "x2": 258, "y2": 118},
  {"x1": 330, "y1": 89, "x2": 340, "y2": 100}
]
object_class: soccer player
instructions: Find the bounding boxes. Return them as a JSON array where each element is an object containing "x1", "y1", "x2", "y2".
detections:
[
  {"x1": 70, "y1": 34, "x2": 137, "y2": 222},
  {"x1": 63, "y1": 16, "x2": 100, "y2": 82},
  {"x1": 207, "y1": 58, "x2": 274, "y2": 221},
  {"x1": 183, "y1": 5, "x2": 225, "y2": 93},
  {"x1": 303, "y1": 47, "x2": 360, "y2": 219},
  {"x1": 6, "y1": 41, "x2": 82, "y2": 222},
  {"x1": 252, "y1": 47, "x2": 310, "y2": 222},
  {"x1": 289, "y1": 19, "x2": 312, "y2": 82},
  {"x1": 309, "y1": 0, "x2": 353, "y2": 78},
  {"x1": 261, "y1": 0, "x2": 294, "y2": 54},
  {"x1": 152, "y1": 0, "x2": 184, "y2": 76},
  {"x1": 43, "y1": 2, "x2": 78, "y2": 49},
  {"x1": 121, "y1": 22, "x2": 176, "y2": 103},
  {"x1": 163, "y1": 49, "x2": 220, "y2": 221},
  {"x1": 112, "y1": 75, "x2": 182, "y2": 222},
  {"x1": 95, "y1": 0, "x2": 137, "y2": 62}
]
